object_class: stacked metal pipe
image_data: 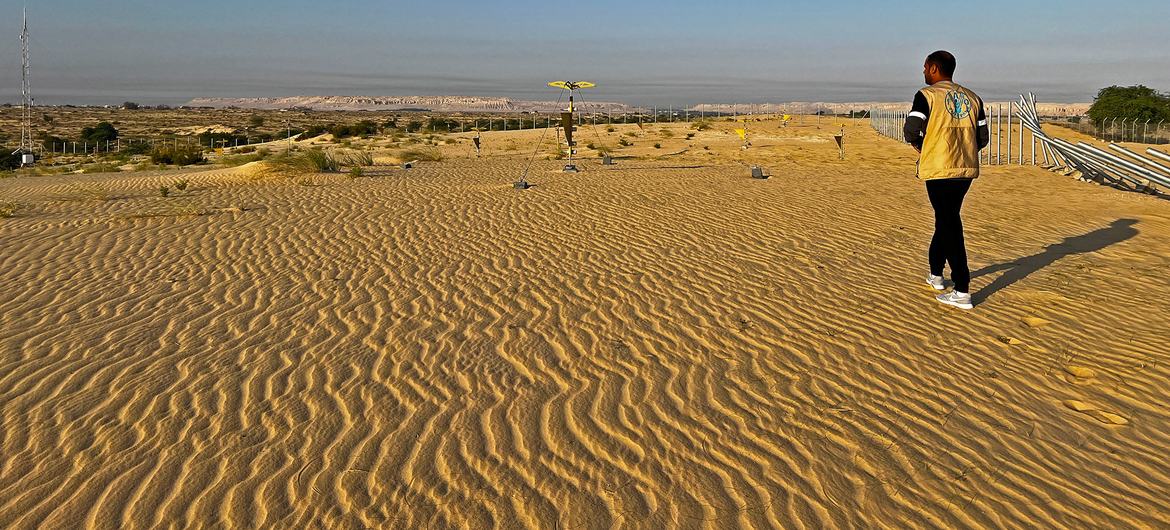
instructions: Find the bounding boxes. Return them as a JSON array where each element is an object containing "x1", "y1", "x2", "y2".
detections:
[{"x1": 1015, "y1": 93, "x2": 1170, "y2": 194}]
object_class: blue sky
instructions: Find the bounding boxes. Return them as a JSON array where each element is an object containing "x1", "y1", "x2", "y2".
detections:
[{"x1": 2, "y1": 0, "x2": 1168, "y2": 105}]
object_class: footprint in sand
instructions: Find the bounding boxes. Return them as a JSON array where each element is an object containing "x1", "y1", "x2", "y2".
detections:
[
  {"x1": 1063, "y1": 365, "x2": 1096, "y2": 385},
  {"x1": 1062, "y1": 399, "x2": 1129, "y2": 426}
]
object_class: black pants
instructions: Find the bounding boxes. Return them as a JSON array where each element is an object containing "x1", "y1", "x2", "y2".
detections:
[{"x1": 926, "y1": 178, "x2": 973, "y2": 293}]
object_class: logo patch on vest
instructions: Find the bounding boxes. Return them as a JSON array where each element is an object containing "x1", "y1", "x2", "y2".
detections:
[{"x1": 944, "y1": 90, "x2": 972, "y2": 119}]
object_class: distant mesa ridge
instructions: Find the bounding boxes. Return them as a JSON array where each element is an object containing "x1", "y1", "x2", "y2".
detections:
[
  {"x1": 184, "y1": 96, "x2": 638, "y2": 113},
  {"x1": 185, "y1": 96, "x2": 1090, "y2": 116}
]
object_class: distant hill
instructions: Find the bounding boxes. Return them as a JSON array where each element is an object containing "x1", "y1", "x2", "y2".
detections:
[
  {"x1": 186, "y1": 95, "x2": 1090, "y2": 117},
  {"x1": 185, "y1": 96, "x2": 638, "y2": 113}
]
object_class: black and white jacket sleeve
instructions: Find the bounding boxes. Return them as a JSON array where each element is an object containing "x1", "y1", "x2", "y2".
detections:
[
  {"x1": 903, "y1": 91, "x2": 930, "y2": 150},
  {"x1": 975, "y1": 101, "x2": 989, "y2": 150}
]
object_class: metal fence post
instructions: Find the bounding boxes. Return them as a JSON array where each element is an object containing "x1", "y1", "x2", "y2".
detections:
[
  {"x1": 1018, "y1": 105, "x2": 1024, "y2": 165},
  {"x1": 994, "y1": 105, "x2": 1000, "y2": 164},
  {"x1": 1007, "y1": 103, "x2": 1013, "y2": 164}
]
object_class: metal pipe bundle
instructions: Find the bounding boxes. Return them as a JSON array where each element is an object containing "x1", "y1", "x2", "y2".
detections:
[{"x1": 1014, "y1": 93, "x2": 1168, "y2": 194}]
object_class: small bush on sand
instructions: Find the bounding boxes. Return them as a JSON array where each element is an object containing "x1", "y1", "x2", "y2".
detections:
[
  {"x1": 151, "y1": 147, "x2": 205, "y2": 166},
  {"x1": 349, "y1": 166, "x2": 364, "y2": 178},
  {"x1": 175, "y1": 179, "x2": 189, "y2": 191},
  {"x1": 302, "y1": 149, "x2": 340, "y2": 172},
  {"x1": 653, "y1": 143, "x2": 662, "y2": 149},
  {"x1": 269, "y1": 148, "x2": 343, "y2": 173},
  {"x1": 692, "y1": 119, "x2": 712, "y2": 131},
  {"x1": 397, "y1": 148, "x2": 443, "y2": 162},
  {"x1": 338, "y1": 150, "x2": 373, "y2": 166},
  {"x1": 618, "y1": 138, "x2": 632, "y2": 147},
  {"x1": 606, "y1": 126, "x2": 615, "y2": 133},
  {"x1": 0, "y1": 201, "x2": 21, "y2": 218},
  {"x1": 159, "y1": 186, "x2": 170, "y2": 197}
]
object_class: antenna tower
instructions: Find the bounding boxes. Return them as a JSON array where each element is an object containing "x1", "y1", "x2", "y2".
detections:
[{"x1": 18, "y1": 7, "x2": 34, "y2": 163}]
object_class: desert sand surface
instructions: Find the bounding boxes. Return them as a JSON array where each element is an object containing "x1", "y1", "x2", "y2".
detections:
[{"x1": 2, "y1": 118, "x2": 1170, "y2": 529}]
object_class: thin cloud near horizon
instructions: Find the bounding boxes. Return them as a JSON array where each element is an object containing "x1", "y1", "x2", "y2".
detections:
[{"x1": 4, "y1": 0, "x2": 1167, "y2": 106}]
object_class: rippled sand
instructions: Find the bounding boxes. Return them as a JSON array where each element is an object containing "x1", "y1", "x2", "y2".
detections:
[{"x1": 3, "y1": 123, "x2": 1170, "y2": 528}]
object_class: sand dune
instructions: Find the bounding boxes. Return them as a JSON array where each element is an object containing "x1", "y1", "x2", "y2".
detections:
[{"x1": 2, "y1": 121, "x2": 1169, "y2": 528}]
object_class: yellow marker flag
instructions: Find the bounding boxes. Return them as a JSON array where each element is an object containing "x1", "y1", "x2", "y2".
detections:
[
  {"x1": 782, "y1": 114, "x2": 791, "y2": 121},
  {"x1": 735, "y1": 128, "x2": 746, "y2": 140}
]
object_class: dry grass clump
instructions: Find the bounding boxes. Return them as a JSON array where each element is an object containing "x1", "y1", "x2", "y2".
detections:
[
  {"x1": 335, "y1": 150, "x2": 373, "y2": 167},
  {"x1": 0, "y1": 201, "x2": 21, "y2": 218},
  {"x1": 218, "y1": 148, "x2": 270, "y2": 168},
  {"x1": 397, "y1": 148, "x2": 443, "y2": 162},
  {"x1": 268, "y1": 149, "x2": 339, "y2": 173}
]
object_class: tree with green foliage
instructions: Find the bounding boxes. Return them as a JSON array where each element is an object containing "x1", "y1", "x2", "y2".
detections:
[
  {"x1": 80, "y1": 122, "x2": 119, "y2": 143},
  {"x1": 1087, "y1": 85, "x2": 1170, "y2": 126}
]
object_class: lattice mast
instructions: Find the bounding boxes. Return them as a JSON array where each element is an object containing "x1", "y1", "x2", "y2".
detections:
[{"x1": 18, "y1": 7, "x2": 34, "y2": 157}]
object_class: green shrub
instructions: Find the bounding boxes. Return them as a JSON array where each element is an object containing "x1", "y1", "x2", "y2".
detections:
[
  {"x1": 81, "y1": 122, "x2": 119, "y2": 143},
  {"x1": 175, "y1": 179, "x2": 189, "y2": 191},
  {"x1": 120, "y1": 141, "x2": 152, "y2": 155},
  {"x1": 653, "y1": 143, "x2": 662, "y2": 149},
  {"x1": 301, "y1": 149, "x2": 340, "y2": 172},
  {"x1": 692, "y1": 120, "x2": 712, "y2": 131},
  {"x1": 160, "y1": 186, "x2": 170, "y2": 197},
  {"x1": 151, "y1": 147, "x2": 206, "y2": 166},
  {"x1": 37, "y1": 132, "x2": 67, "y2": 152},
  {"x1": 618, "y1": 138, "x2": 632, "y2": 147},
  {"x1": 349, "y1": 166, "x2": 364, "y2": 178}
]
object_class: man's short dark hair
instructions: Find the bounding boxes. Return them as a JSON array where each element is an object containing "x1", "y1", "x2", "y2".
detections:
[{"x1": 926, "y1": 50, "x2": 957, "y2": 77}]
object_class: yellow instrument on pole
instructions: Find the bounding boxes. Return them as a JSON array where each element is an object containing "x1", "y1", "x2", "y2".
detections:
[
  {"x1": 547, "y1": 80, "x2": 595, "y2": 172},
  {"x1": 548, "y1": 80, "x2": 596, "y2": 113}
]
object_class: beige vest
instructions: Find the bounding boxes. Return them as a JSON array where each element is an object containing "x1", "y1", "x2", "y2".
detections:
[{"x1": 918, "y1": 81, "x2": 982, "y2": 180}]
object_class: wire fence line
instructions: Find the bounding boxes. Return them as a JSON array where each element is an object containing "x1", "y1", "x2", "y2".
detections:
[
  {"x1": 869, "y1": 94, "x2": 1170, "y2": 194},
  {"x1": 6, "y1": 107, "x2": 839, "y2": 158},
  {"x1": 1047, "y1": 117, "x2": 1168, "y2": 145},
  {"x1": 870, "y1": 98, "x2": 1168, "y2": 167}
]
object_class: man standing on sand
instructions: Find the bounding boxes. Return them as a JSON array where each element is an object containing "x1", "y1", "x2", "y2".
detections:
[{"x1": 904, "y1": 50, "x2": 989, "y2": 310}]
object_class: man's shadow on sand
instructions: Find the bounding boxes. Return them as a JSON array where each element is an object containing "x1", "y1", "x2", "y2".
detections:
[{"x1": 971, "y1": 218, "x2": 1139, "y2": 306}]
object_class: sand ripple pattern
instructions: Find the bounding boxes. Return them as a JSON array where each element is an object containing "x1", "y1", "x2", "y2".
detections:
[{"x1": 2, "y1": 151, "x2": 1170, "y2": 529}]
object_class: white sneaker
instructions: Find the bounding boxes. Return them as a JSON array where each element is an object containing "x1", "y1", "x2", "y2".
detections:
[
  {"x1": 927, "y1": 274, "x2": 945, "y2": 290},
  {"x1": 936, "y1": 290, "x2": 973, "y2": 310}
]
